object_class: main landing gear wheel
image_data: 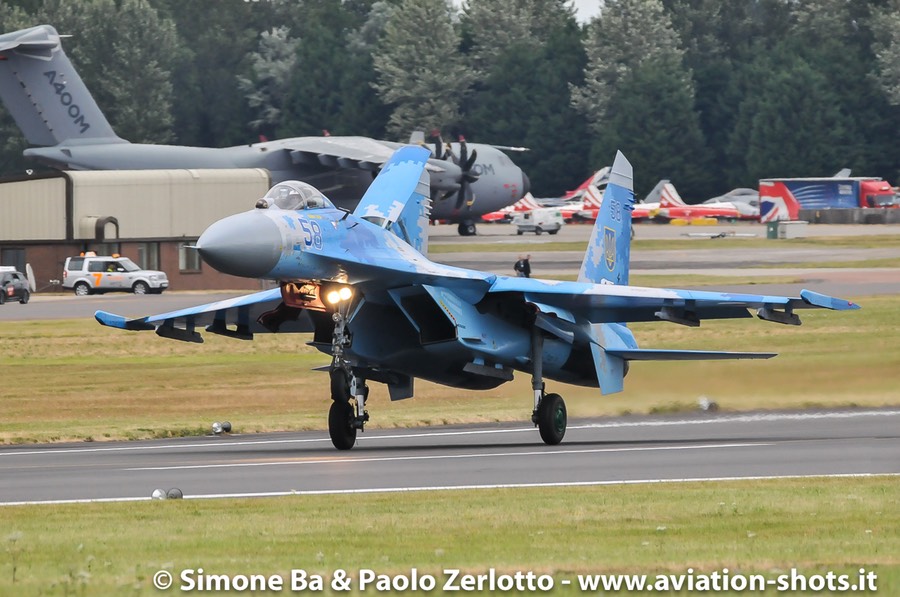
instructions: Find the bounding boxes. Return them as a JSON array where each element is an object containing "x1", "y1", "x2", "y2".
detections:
[
  {"x1": 458, "y1": 222, "x2": 477, "y2": 236},
  {"x1": 528, "y1": 325, "x2": 567, "y2": 446},
  {"x1": 328, "y1": 369, "x2": 356, "y2": 450},
  {"x1": 536, "y1": 393, "x2": 567, "y2": 445}
]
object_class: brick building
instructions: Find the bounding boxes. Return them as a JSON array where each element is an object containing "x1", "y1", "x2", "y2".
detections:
[{"x1": 0, "y1": 169, "x2": 272, "y2": 293}]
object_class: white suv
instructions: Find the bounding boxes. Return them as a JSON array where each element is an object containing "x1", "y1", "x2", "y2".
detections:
[{"x1": 63, "y1": 255, "x2": 168, "y2": 296}]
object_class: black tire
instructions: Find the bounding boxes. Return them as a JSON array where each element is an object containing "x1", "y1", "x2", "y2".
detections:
[
  {"x1": 0, "y1": 292, "x2": 5, "y2": 305},
  {"x1": 331, "y1": 369, "x2": 351, "y2": 401},
  {"x1": 516, "y1": 230, "x2": 524, "y2": 235},
  {"x1": 74, "y1": 282, "x2": 91, "y2": 296},
  {"x1": 535, "y1": 227, "x2": 543, "y2": 235},
  {"x1": 537, "y1": 393, "x2": 567, "y2": 445},
  {"x1": 20, "y1": 290, "x2": 29, "y2": 304},
  {"x1": 328, "y1": 400, "x2": 357, "y2": 450},
  {"x1": 466, "y1": 223, "x2": 477, "y2": 236},
  {"x1": 132, "y1": 281, "x2": 149, "y2": 295},
  {"x1": 548, "y1": 229, "x2": 558, "y2": 235}
]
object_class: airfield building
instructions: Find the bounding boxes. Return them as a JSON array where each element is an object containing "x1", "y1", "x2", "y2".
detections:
[{"x1": 0, "y1": 169, "x2": 271, "y2": 292}]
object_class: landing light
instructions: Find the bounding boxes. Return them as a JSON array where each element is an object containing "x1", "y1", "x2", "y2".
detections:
[{"x1": 326, "y1": 286, "x2": 353, "y2": 305}]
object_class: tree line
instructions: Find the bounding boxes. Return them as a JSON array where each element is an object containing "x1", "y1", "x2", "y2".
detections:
[{"x1": 2, "y1": 0, "x2": 900, "y2": 200}]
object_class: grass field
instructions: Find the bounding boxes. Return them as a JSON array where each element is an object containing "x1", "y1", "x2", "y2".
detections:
[
  {"x1": 0, "y1": 295, "x2": 896, "y2": 444},
  {"x1": 0, "y1": 476, "x2": 896, "y2": 595}
]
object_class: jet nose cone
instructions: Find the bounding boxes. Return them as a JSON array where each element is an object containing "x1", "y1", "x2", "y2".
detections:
[
  {"x1": 521, "y1": 171, "x2": 531, "y2": 195},
  {"x1": 197, "y1": 212, "x2": 282, "y2": 278}
]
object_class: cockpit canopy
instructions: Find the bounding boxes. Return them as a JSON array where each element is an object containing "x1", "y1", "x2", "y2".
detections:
[{"x1": 258, "y1": 181, "x2": 334, "y2": 210}]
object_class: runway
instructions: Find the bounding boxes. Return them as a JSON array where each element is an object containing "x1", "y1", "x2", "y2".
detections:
[{"x1": 2, "y1": 409, "x2": 897, "y2": 505}]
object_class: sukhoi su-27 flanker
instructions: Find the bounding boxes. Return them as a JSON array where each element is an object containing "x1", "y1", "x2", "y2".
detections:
[
  {"x1": 0, "y1": 24, "x2": 528, "y2": 236},
  {"x1": 96, "y1": 146, "x2": 859, "y2": 450}
]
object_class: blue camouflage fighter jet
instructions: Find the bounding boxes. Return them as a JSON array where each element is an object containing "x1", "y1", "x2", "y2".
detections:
[{"x1": 96, "y1": 147, "x2": 859, "y2": 450}]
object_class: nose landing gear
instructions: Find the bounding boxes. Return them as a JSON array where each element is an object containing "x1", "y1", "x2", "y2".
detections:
[
  {"x1": 329, "y1": 369, "x2": 368, "y2": 450},
  {"x1": 328, "y1": 308, "x2": 368, "y2": 450}
]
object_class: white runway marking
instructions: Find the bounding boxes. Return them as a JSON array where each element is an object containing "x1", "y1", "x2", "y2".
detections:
[
  {"x1": 125, "y1": 442, "x2": 770, "y2": 471},
  {"x1": 2, "y1": 473, "x2": 897, "y2": 507},
  {"x1": 577, "y1": 410, "x2": 900, "y2": 429},
  {"x1": 0, "y1": 409, "x2": 896, "y2": 458}
]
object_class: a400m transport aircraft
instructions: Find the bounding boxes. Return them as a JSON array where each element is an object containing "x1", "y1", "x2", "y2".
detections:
[
  {"x1": 95, "y1": 147, "x2": 858, "y2": 450},
  {"x1": 0, "y1": 24, "x2": 529, "y2": 236}
]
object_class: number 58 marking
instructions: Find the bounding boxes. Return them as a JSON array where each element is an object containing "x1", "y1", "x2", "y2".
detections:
[
  {"x1": 299, "y1": 219, "x2": 322, "y2": 249},
  {"x1": 609, "y1": 198, "x2": 622, "y2": 222}
]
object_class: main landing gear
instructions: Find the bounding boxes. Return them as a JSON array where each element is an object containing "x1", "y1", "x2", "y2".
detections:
[
  {"x1": 529, "y1": 326, "x2": 567, "y2": 445},
  {"x1": 458, "y1": 221, "x2": 477, "y2": 236},
  {"x1": 328, "y1": 309, "x2": 368, "y2": 450}
]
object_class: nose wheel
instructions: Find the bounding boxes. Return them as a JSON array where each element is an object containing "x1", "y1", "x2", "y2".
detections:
[
  {"x1": 328, "y1": 368, "x2": 369, "y2": 450},
  {"x1": 328, "y1": 397, "x2": 357, "y2": 450}
]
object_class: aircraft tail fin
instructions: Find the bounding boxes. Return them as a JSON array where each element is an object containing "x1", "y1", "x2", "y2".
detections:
[
  {"x1": 0, "y1": 24, "x2": 123, "y2": 146},
  {"x1": 658, "y1": 182, "x2": 686, "y2": 208},
  {"x1": 582, "y1": 183, "x2": 604, "y2": 211},
  {"x1": 354, "y1": 145, "x2": 432, "y2": 252},
  {"x1": 562, "y1": 166, "x2": 610, "y2": 201},
  {"x1": 641, "y1": 179, "x2": 668, "y2": 204},
  {"x1": 577, "y1": 151, "x2": 634, "y2": 285},
  {"x1": 519, "y1": 192, "x2": 542, "y2": 210}
]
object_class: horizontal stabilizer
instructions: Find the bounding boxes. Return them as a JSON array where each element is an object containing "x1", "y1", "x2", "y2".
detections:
[{"x1": 607, "y1": 348, "x2": 776, "y2": 361}]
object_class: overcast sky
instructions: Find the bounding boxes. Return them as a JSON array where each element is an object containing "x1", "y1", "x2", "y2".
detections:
[{"x1": 569, "y1": 0, "x2": 601, "y2": 23}]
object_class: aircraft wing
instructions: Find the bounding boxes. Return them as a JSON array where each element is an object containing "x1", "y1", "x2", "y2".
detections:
[
  {"x1": 488, "y1": 277, "x2": 859, "y2": 325},
  {"x1": 94, "y1": 288, "x2": 313, "y2": 342},
  {"x1": 281, "y1": 136, "x2": 444, "y2": 173}
]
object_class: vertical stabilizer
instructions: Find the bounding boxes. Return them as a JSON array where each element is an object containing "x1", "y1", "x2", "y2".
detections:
[
  {"x1": 582, "y1": 183, "x2": 604, "y2": 211},
  {"x1": 0, "y1": 24, "x2": 123, "y2": 146},
  {"x1": 641, "y1": 179, "x2": 668, "y2": 204},
  {"x1": 578, "y1": 151, "x2": 634, "y2": 285},
  {"x1": 354, "y1": 145, "x2": 432, "y2": 252},
  {"x1": 658, "y1": 182, "x2": 686, "y2": 208},
  {"x1": 562, "y1": 166, "x2": 610, "y2": 201},
  {"x1": 390, "y1": 168, "x2": 432, "y2": 253}
]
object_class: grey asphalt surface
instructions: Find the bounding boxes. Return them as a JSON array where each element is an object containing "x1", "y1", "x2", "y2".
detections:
[{"x1": 1, "y1": 409, "x2": 897, "y2": 504}]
